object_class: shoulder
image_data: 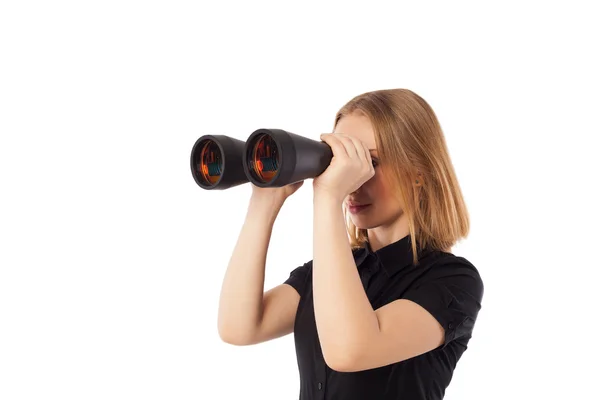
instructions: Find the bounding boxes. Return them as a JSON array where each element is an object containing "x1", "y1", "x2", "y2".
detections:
[
  {"x1": 286, "y1": 260, "x2": 313, "y2": 278},
  {"x1": 430, "y1": 250, "x2": 481, "y2": 275},
  {"x1": 419, "y1": 250, "x2": 484, "y2": 302},
  {"x1": 283, "y1": 260, "x2": 313, "y2": 296}
]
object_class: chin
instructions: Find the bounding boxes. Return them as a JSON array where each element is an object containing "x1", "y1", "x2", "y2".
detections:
[
  {"x1": 349, "y1": 216, "x2": 379, "y2": 230},
  {"x1": 349, "y1": 209, "x2": 402, "y2": 231}
]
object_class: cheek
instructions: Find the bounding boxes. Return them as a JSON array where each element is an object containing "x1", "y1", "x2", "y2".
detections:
[
  {"x1": 369, "y1": 173, "x2": 391, "y2": 200},
  {"x1": 370, "y1": 173, "x2": 403, "y2": 210}
]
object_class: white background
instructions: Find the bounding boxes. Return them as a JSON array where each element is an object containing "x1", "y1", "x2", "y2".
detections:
[{"x1": 1, "y1": 1, "x2": 599, "y2": 399}]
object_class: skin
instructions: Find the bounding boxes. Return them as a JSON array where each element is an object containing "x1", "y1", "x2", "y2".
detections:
[
  {"x1": 331, "y1": 112, "x2": 417, "y2": 252},
  {"x1": 218, "y1": 111, "x2": 443, "y2": 374},
  {"x1": 311, "y1": 112, "x2": 444, "y2": 372}
]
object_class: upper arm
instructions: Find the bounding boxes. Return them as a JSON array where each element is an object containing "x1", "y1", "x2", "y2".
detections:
[
  {"x1": 249, "y1": 283, "x2": 300, "y2": 345},
  {"x1": 401, "y1": 270, "x2": 484, "y2": 348},
  {"x1": 331, "y1": 298, "x2": 445, "y2": 372},
  {"x1": 235, "y1": 262, "x2": 310, "y2": 346},
  {"x1": 335, "y1": 263, "x2": 484, "y2": 372}
]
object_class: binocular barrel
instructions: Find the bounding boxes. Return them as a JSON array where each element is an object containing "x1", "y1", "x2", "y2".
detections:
[
  {"x1": 190, "y1": 128, "x2": 333, "y2": 190},
  {"x1": 190, "y1": 134, "x2": 248, "y2": 190}
]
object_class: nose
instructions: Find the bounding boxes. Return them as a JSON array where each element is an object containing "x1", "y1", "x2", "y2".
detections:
[{"x1": 349, "y1": 187, "x2": 363, "y2": 198}]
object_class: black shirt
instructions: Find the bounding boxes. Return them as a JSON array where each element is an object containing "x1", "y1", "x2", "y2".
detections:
[{"x1": 283, "y1": 234, "x2": 484, "y2": 400}]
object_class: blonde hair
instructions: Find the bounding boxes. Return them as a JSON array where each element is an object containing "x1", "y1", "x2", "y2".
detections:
[{"x1": 334, "y1": 89, "x2": 469, "y2": 265}]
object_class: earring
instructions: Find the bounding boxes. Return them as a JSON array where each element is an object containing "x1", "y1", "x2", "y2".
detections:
[{"x1": 415, "y1": 180, "x2": 419, "y2": 184}]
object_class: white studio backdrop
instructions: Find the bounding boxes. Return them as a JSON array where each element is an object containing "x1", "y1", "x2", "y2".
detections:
[{"x1": 1, "y1": 1, "x2": 599, "y2": 399}]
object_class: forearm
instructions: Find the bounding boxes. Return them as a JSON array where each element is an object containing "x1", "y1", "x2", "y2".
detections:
[
  {"x1": 312, "y1": 193, "x2": 380, "y2": 364},
  {"x1": 217, "y1": 197, "x2": 282, "y2": 342}
]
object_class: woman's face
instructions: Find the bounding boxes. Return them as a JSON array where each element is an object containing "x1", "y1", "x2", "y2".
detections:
[{"x1": 333, "y1": 112, "x2": 405, "y2": 229}]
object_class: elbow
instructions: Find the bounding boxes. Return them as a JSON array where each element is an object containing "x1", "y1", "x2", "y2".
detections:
[
  {"x1": 324, "y1": 353, "x2": 358, "y2": 373},
  {"x1": 218, "y1": 330, "x2": 249, "y2": 346},
  {"x1": 322, "y1": 342, "x2": 361, "y2": 373},
  {"x1": 217, "y1": 325, "x2": 255, "y2": 346}
]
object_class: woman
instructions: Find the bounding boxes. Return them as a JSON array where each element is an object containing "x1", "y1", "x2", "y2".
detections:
[{"x1": 217, "y1": 88, "x2": 484, "y2": 399}]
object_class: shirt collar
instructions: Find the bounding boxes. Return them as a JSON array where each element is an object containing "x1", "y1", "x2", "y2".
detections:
[{"x1": 356, "y1": 234, "x2": 429, "y2": 276}]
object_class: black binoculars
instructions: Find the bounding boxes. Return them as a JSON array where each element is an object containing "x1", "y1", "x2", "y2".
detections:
[{"x1": 190, "y1": 128, "x2": 334, "y2": 190}]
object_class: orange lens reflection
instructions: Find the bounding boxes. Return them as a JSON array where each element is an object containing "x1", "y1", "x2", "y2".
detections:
[
  {"x1": 199, "y1": 140, "x2": 222, "y2": 185},
  {"x1": 250, "y1": 134, "x2": 279, "y2": 183}
]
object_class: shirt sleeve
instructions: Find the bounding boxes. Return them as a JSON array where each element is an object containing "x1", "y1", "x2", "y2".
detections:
[
  {"x1": 401, "y1": 260, "x2": 484, "y2": 348},
  {"x1": 283, "y1": 261, "x2": 312, "y2": 296}
]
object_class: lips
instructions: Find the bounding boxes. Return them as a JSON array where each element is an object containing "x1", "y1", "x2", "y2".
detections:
[{"x1": 347, "y1": 202, "x2": 371, "y2": 214}]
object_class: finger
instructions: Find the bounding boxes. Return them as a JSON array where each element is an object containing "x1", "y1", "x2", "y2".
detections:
[
  {"x1": 341, "y1": 134, "x2": 371, "y2": 169},
  {"x1": 350, "y1": 137, "x2": 374, "y2": 174},
  {"x1": 349, "y1": 136, "x2": 370, "y2": 164},
  {"x1": 321, "y1": 134, "x2": 349, "y2": 158},
  {"x1": 361, "y1": 141, "x2": 373, "y2": 169},
  {"x1": 365, "y1": 145, "x2": 375, "y2": 174},
  {"x1": 334, "y1": 134, "x2": 361, "y2": 158},
  {"x1": 359, "y1": 139, "x2": 375, "y2": 174}
]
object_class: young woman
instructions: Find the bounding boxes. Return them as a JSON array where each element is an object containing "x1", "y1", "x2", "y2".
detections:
[{"x1": 217, "y1": 88, "x2": 484, "y2": 399}]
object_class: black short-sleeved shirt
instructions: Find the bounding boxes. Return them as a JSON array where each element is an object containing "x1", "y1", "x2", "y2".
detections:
[{"x1": 283, "y1": 234, "x2": 484, "y2": 400}]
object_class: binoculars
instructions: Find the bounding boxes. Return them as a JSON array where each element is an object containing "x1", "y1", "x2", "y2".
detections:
[{"x1": 190, "y1": 128, "x2": 334, "y2": 190}]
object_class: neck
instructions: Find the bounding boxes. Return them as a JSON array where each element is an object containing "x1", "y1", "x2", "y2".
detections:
[{"x1": 367, "y1": 212, "x2": 410, "y2": 252}]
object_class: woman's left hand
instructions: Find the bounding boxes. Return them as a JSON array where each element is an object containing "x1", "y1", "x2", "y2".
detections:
[{"x1": 313, "y1": 133, "x2": 375, "y2": 203}]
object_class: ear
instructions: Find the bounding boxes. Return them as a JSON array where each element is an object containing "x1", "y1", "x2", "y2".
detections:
[
  {"x1": 415, "y1": 172, "x2": 423, "y2": 186},
  {"x1": 414, "y1": 171, "x2": 424, "y2": 187}
]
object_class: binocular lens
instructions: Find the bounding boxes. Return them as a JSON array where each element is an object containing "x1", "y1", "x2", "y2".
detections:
[
  {"x1": 196, "y1": 139, "x2": 223, "y2": 186},
  {"x1": 247, "y1": 133, "x2": 280, "y2": 183}
]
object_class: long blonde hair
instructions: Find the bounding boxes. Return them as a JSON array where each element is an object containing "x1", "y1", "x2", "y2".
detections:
[{"x1": 334, "y1": 89, "x2": 469, "y2": 265}]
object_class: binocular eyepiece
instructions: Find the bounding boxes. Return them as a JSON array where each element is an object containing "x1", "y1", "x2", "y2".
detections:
[{"x1": 190, "y1": 128, "x2": 333, "y2": 190}]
